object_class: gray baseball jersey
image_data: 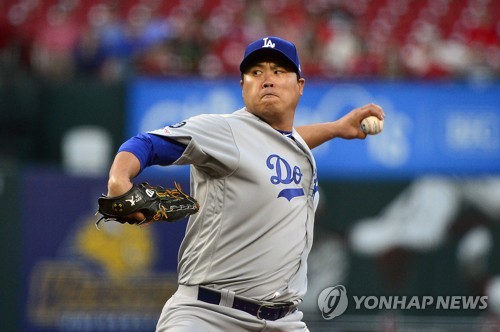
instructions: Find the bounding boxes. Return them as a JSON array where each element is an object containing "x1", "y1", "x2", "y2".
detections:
[{"x1": 149, "y1": 108, "x2": 319, "y2": 303}]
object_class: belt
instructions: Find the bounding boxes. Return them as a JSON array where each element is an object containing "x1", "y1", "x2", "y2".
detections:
[{"x1": 179, "y1": 285, "x2": 297, "y2": 321}]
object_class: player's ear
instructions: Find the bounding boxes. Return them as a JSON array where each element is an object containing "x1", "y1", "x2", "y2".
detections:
[{"x1": 298, "y1": 77, "x2": 305, "y2": 96}]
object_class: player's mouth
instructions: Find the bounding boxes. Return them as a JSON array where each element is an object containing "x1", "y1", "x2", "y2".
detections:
[{"x1": 261, "y1": 93, "x2": 278, "y2": 100}]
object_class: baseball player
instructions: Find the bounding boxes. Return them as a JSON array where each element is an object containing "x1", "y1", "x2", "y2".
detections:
[{"x1": 105, "y1": 36, "x2": 384, "y2": 331}]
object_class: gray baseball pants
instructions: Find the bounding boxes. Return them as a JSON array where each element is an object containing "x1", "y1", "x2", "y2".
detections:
[{"x1": 156, "y1": 285, "x2": 310, "y2": 331}]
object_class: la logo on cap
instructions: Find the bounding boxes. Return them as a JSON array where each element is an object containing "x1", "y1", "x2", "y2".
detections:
[{"x1": 262, "y1": 37, "x2": 276, "y2": 49}]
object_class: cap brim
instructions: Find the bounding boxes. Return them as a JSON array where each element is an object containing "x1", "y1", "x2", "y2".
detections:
[{"x1": 240, "y1": 49, "x2": 300, "y2": 77}]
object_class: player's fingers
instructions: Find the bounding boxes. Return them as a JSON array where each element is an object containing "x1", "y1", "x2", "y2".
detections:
[
  {"x1": 359, "y1": 103, "x2": 385, "y2": 119},
  {"x1": 129, "y1": 211, "x2": 146, "y2": 222},
  {"x1": 349, "y1": 120, "x2": 369, "y2": 139},
  {"x1": 357, "y1": 129, "x2": 368, "y2": 139}
]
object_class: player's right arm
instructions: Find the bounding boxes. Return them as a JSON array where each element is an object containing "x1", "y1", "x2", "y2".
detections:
[
  {"x1": 106, "y1": 133, "x2": 187, "y2": 222},
  {"x1": 107, "y1": 151, "x2": 140, "y2": 197},
  {"x1": 108, "y1": 133, "x2": 186, "y2": 194}
]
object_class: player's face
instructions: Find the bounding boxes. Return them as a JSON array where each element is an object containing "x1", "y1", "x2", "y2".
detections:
[{"x1": 241, "y1": 60, "x2": 305, "y2": 131}]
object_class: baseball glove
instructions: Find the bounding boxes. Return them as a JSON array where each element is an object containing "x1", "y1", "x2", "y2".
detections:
[{"x1": 96, "y1": 182, "x2": 199, "y2": 228}]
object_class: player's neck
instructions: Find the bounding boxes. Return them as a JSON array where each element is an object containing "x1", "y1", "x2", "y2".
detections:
[
  {"x1": 267, "y1": 116, "x2": 293, "y2": 132},
  {"x1": 244, "y1": 106, "x2": 294, "y2": 132}
]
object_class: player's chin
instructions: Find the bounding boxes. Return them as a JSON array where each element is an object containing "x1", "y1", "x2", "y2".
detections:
[{"x1": 258, "y1": 98, "x2": 282, "y2": 111}]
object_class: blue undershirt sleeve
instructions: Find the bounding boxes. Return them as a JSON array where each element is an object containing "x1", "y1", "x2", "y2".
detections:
[{"x1": 118, "y1": 133, "x2": 187, "y2": 171}]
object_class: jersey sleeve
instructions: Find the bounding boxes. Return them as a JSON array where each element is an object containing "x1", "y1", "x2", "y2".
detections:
[
  {"x1": 118, "y1": 133, "x2": 187, "y2": 171},
  {"x1": 148, "y1": 114, "x2": 239, "y2": 177}
]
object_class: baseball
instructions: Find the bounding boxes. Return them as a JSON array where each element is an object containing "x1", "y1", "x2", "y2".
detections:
[{"x1": 361, "y1": 116, "x2": 384, "y2": 135}]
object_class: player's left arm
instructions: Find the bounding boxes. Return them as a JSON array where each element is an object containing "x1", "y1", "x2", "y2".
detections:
[{"x1": 296, "y1": 103, "x2": 384, "y2": 149}]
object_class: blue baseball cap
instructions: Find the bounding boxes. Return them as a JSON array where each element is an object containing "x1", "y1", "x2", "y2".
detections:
[{"x1": 240, "y1": 36, "x2": 302, "y2": 77}]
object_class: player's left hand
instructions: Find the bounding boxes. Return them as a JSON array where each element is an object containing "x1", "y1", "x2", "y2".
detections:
[{"x1": 335, "y1": 103, "x2": 385, "y2": 139}]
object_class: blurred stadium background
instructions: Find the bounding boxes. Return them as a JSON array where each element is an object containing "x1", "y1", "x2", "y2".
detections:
[{"x1": 0, "y1": 0, "x2": 499, "y2": 331}]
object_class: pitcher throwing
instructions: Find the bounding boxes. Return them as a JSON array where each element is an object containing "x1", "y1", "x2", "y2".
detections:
[{"x1": 103, "y1": 36, "x2": 384, "y2": 331}]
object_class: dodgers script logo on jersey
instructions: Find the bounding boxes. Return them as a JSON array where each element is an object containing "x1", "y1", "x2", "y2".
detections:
[{"x1": 266, "y1": 154, "x2": 305, "y2": 201}]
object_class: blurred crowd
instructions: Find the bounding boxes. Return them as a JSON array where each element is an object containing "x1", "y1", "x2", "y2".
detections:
[{"x1": 0, "y1": 0, "x2": 498, "y2": 82}]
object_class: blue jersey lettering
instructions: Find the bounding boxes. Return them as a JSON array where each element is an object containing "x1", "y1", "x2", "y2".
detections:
[{"x1": 266, "y1": 154, "x2": 305, "y2": 200}]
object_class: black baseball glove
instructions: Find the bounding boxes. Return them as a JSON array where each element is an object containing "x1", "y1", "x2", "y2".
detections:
[{"x1": 96, "y1": 182, "x2": 199, "y2": 228}]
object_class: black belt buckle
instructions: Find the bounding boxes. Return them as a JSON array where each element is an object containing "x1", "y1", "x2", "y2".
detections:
[
  {"x1": 256, "y1": 304, "x2": 266, "y2": 320},
  {"x1": 256, "y1": 303, "x2": 291, "y2": 321}
]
